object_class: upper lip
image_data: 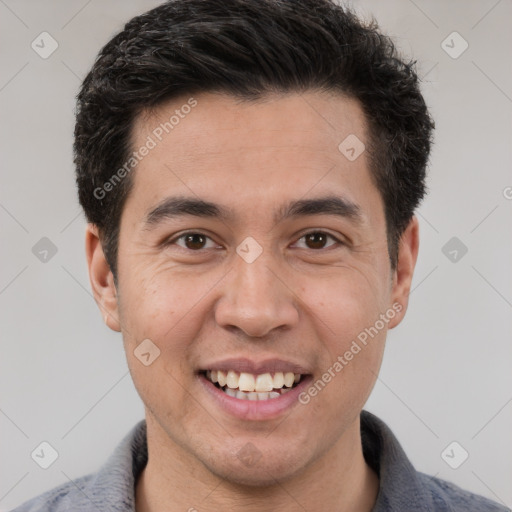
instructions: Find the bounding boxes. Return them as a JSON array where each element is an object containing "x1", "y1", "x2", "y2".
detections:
[{"x1": 199, "y1": 357, "x2": 311, "y2": 375}]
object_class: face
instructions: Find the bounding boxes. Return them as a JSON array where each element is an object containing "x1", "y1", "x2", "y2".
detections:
[{"x1": 87, "y1": 91, "x2": 418, "y2": 486}]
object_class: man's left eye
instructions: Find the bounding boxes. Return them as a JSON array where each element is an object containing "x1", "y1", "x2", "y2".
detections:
[{"x1": 293, "y1": 231, "x2": 342, "y2": 250}]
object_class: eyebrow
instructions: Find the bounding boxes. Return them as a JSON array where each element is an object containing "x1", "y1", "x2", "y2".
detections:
[
  {"x1": 143, "y1": 195, "x2": 363, "y2": 228},
  {"x1": 276, "y1": 196, "x2": 362, "y2": 225},
  {"x1": 144, "y1": 197, "x2": 231, "y2": 227}
]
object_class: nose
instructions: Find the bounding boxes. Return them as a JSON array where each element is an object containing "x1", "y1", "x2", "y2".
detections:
[{"x1": 214, "y1": 251, "x2": 300, "y2": 339}]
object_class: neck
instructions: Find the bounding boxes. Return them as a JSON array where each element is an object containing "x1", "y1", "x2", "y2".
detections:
[{"x1": 136, "y1": 414, "x2": 379, "y2": 512}]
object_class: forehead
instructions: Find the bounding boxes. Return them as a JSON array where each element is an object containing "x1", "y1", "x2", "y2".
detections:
[
  {"x1": 127, "y1": 91, "x2": 378, "y2": 222},
  {"x1": 136, "y1": 91, "x2": 366, "y2": 157}
]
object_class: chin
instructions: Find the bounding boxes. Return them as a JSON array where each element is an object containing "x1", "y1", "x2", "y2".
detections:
[
  {"x1": 215, "y1": 466, "x2": 297, "y2": 488},
  {"x1": 203, "y1": 449, "x2": 306, "y2": 488}
]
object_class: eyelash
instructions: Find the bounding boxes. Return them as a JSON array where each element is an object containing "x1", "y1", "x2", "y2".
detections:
[{"x1": 165, "y1": 230, "x2": 344, "y2": 251}]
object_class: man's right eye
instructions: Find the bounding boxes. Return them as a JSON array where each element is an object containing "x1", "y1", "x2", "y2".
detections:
[{"x1": 166, "y1": 232, "x2": 220, "y2": 251}]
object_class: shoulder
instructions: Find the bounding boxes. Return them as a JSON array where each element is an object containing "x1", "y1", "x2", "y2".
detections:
[
  {"x1": 9, "y1": 474, "x2": 95, "y2": 512},
  {"x1": 360, "y1": 410, "x2": 508, "y2": 512},
  {"x1": 9, "y1": 420, "x2": 147, "y2": 512},
  {"x1": 417, "y1": 472, "x2": 509, "y2": 512}
]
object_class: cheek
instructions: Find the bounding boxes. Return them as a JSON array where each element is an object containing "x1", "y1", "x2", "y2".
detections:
[
  {"x1": 117, "y1": 264, "x2": 226, "y2": 389},
  {"x1": 118, "y1": 269, "x2": 210, "y2": 423},
  {"x1": 116, "y1": 274, "x2": 190, "y2": 401},
  {"x1": 300, "y1": 267, "x2": 389, "y2": 344},
  {"x1": 118, "y1": 260, "x2": 204, "y2": 343},
  {"x1": 297, "y1": 269, "x2": 388, "y2": 401}
]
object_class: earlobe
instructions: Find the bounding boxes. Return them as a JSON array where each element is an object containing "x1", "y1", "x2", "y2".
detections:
[
  {"x1": 388, "y1": 216, "x2": 420, "y2": 329},
  {"x1": 85, "y1": 224, "x2": 121, "y2": 332}
]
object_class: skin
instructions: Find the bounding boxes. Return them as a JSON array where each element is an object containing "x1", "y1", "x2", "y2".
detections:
[{"x1": 86, "y1": 91, "x2": 419, "y2": 512}]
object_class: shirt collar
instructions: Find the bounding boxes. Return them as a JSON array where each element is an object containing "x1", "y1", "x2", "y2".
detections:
[
  {"x1": 361, "y1": 410, "x2": 435, "y2": 511},
  {"x1": 82, "y1": 410, "x2": 434, "y2": 511}
]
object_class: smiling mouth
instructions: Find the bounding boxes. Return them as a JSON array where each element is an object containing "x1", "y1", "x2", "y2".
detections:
[{"x1": 200, "y1": 369, "x2": 306, "y2": 401}]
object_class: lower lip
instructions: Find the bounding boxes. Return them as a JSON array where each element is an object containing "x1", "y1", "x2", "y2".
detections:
[{"x1": 198, "y1": 373, "x2": 313, "y2": 421}]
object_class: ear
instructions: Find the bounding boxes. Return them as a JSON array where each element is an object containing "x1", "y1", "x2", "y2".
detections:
[
  {"x1": 85, "y1": 224, "x2": 121, "y2": 332},
  {"x1": 387, "y1": 216, "x2": 419, "y2": 329}
]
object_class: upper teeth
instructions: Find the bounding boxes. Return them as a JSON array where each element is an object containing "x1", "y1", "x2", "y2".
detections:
[{"x1": 206, "y1": 370, "x2": 301, "y2": 392}]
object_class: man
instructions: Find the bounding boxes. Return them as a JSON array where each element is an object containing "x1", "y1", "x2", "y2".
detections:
[{"x1": 13, "y1": 0, "x2": 507, "y2": 510}]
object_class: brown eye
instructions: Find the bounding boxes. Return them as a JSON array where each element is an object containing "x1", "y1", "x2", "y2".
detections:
[
  {"x1": 183, "y1": 233, "x2": 207, "y2": 250},
  {"x1": 305, "y1": 232, "x2": 328, "y2": 249},
  {"x1": 169, "y1": 232, "x2": 218, "y2": 251},
  {"x1": 294, "y1": 231, "x2": 341, "y2": 250}
]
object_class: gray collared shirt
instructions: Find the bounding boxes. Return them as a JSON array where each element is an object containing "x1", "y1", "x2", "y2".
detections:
[{"x1": 12, "y1": 410, "x2": 509, "y2": 511}]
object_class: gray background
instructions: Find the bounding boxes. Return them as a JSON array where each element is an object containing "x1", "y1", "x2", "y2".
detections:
[{"x1": 1, "y1": 0, "x2": 511, "y2": 509}]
